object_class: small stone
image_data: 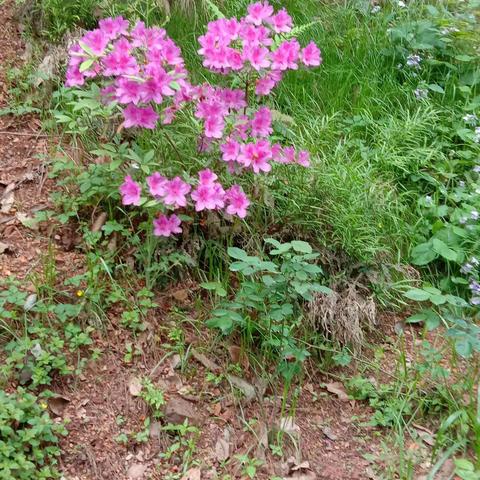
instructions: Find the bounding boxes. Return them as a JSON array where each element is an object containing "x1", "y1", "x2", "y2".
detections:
[
  {"x1": 127, "y1": 463, "x2": 147, "y2": 479},
  {"x1": 165, "y1": 396, "x2": 201, "y2": 425}
]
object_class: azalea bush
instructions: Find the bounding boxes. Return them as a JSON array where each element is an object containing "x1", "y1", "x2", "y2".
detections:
[{"x1": 64, "y1": 1, "x2": 322, "y2": 238}]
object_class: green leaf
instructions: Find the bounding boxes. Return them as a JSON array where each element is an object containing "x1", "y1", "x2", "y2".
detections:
[
  {"x1": 403, "y1": 288, "x2": 430, "y2": 301},
  {"x1": 445, "y1": 295, "x2": 469, "y2": 307},
  {"x1": 206, "y1": 316, "x2": 233, "y2": 334},
  {"x1": 264, "y1": 238, "x2": 281, "y2": 248},
  {"x1": 455, "y1": 338, "x2": 472, "y2": 358},
  {"x1": 200, "y1": 282, "x2": 227, "y2": 297},
  {"x1": 427, "y1": 83, "x2": 445, "y2": 94},
  {"x1": 311, "y1": 284, "x2": 333, "y2": 295},
  {"x1": 425, "y1": 312, "x2": 441, "y2": 331},
  {"x1": 79, "y1": 58, "x2": 95, "y2": 73},
  {"x1": 269, "y1": 243, "x2": 292, "y2": 255},
  {"x1": 259, "y1": 261, "x2": 278, "y2": 272},
  {"x1": 290, "y1": 240, "x2": 312, "y2": 254},
  {"x1": 169, "y1": 81, "x2": 181, "y2": 91},
  {"x1": 455, "y1": 54, "x2": 475, "y2": 62},
  {"x1": 432, "y1": 238, "x2": 457, "y2": 261},
  {"x1": 406, "y1": 312, "x2": 428, "y2": 323},
  {"x1": 429, "y1": 294, "x2": 447, "y2": 306},
  {"x1": 454, "y1": 458, "x2": 475, "y2": 471},
  {"x1": 411, "y1": 242, "x2": 437, "y2": 265},
  {"x1": 229, "y1": 261, "x2": 248, "y2": 272},
  {"x1": 228, "y1": 247, "x2": 248, "y2": 260}
]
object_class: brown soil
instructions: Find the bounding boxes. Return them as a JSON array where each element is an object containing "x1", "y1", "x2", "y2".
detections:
[{"x1": 0, "y1": 1, "x2": 441, "y2": 479}]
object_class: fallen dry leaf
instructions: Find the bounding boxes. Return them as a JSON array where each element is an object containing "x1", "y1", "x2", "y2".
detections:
[
  {"x1": 321, "y1": 426, "x2": 337, "y2": 441},
  {"x1": 413, "y1": 424, "x2": 435, "y2": 447},
  {"x1": 172, "y1": 289, "x2": 189, "y2": 302},
  {"x1": 91, "y1": 211, "x2": 107, "y2": 233},
  {"x1": 181, "y1": 467, "x2": 201, "y2": 480},
  {"x1": 191, "y1": 349, "x2": 221, "y2": 373},
  {"x1": 227, "y1": 375, "x2": 256, "y2": 402},
  {"x1": 228, "y1": 345, "x2": 241, "y2": 363},
  {"x1": 128, "y1": 377, "x2": 143, "y2": 396},
  {"x1": 215, "y1": 428, "x2": 230, "y2": 462},
  {"x1": 0, "y1": 183, "x2": 15, "y2": 214},
  {"x1": 0, "y1": 242, "x2": 12, "y2": 254},
  {"x1": 278, "y1": 417, "x2": 300, "y2": 436},
  {"x1": 127, "y1": 463, "x2": 147, "y2": 479},
  {"x1": 324, "y1": 382, "x2": 349, "y2": 401},
  {"x1": 283, "y1": 460, "x2": 317, "y2": 480},
  {"x1": 48, "y1": 395, "x2": 70, "y2": 416}
]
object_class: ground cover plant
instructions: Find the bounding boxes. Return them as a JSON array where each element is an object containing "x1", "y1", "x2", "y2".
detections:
[{"x1": 0, "y1": 0, "x2": 479, "y2": 478}]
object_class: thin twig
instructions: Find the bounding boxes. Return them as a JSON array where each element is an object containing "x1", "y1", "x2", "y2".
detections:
[{"x1": 0, "y1": 130, "x2": 49, "y2": 137}]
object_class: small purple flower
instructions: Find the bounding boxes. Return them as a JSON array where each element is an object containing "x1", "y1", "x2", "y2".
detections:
[
  {"x1": 471, "y1": 297, "x2": 480, "y2": 306},
  {"x1": 461, "y1": 263, "x2": 474, "y2": 274},
  {"x1": 406, "y1": 54, "x2": 421, "y2": 68},
  {"x1": 471, "y1": 257, "x2": 479, "y2": 266},
  {"x1": 473, "y1": 165, "x2": 480, "y2": 173},
  {"x1": 414, "y1": 88, "x2": 428, "y2": 100},
  {"x1": 469, "y1": 281, "x2": 480, "y2": 293},
  {"x1": 463, "y1": 114, "x2": 478, "y2": 126},
  {"x1": 459, "y1": 181, "x2": 465, "y2": 188},
  {"x1": 471, "y1": 209, "x2": 479, "y2": 220}
]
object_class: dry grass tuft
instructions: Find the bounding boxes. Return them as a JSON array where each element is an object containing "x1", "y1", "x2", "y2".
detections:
[{"x1": 307, "y1": 284, "x2": 377, "y2": 348}]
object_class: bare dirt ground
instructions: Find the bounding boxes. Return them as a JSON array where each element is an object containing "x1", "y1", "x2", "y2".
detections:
[{"x1": 0, "y1": 1, "x2": 437, "y2": 479}]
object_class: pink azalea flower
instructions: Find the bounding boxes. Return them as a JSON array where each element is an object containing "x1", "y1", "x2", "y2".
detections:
[
  {"x1": 301, "y1": 41, "x2": 322, "y2": 67},
  {"x1": 99, "y1": 16, "x2": 129, "y2": 40},
  {"x1": 220, "y1": 139, "x2": 241, "y2": 162},
  {"x1": 240, "y1": 24, "x2": 272, "y2": 47},
  {"x1": 162, "y1": 106, "x2": 177, "y2": 125},
  {"x1": 163, "y1": 177, "x2": 191, "y2": 208},
  {"x1": 251, "y1": 106, "x2": 273, "y2": 138},
  {"x1": 255, "y1": 73, "x2": 279, "y2": 96},
  {"x1": 65, "y1": 65, "x2": 85, "y2": 87},
  {"x1": 161, "y1": 39, "x2": 184, "y2": 66},
  {"x1": 243, "y1": 45, "x2": 271, "y2": 71},
  {"x1": 212, "y1": 183, "x2": 226, "y2": 209},
  {"x1": 115, "y1": 78, "x2": 143, "y2": 104},
  {"x1": 226, "y1": 185, "x2": 250, "y2": 218},
  {"x1": 232, "y1": 116, "x2": 250, "y2": 140},
  {"x1": 67, "y1": 44, "x2": 86, "y2": 67},
  {"x1": 103, "y1": 46, "x2": 138, "y2": 76},
  {"x1": 226, "y1": 48, "x2": 244, "y2": 71},
  {"x1": 276, "y1": 146, "x2": 296, "y2": 164},
  {"x1": 246, "y1": 1, "x2": 274, "y2": 25},
  {"x1": 219, "y1": 88, "x2": 247, "y2": 110},
  {"x1": 81, "y1": 29, "x2": 109, "y2": 56},
  {"x1": 271, "y1": 40, "x2": 300, "y2": 71},
  {"x1": 120, "y1": 175, "x2": 141, "y2": 206},
  {"x1": 238, "y1": 140, "x2": 272, "y2": 173},
  {"x1": 153, "y1": 214, "x2": 182, "y2": 237},
  {"x1": 270, "y1": 143, "x2": 283, "y2": 163},
  {"x1": 141, "y1": 66, "x2": 175, "y2": 103},
  {"x1": 198, "y1": 169, "x2": 218, "y2": 185},
  {"x1": 123, "y1": 105, "x2": 159, "y2": 129},
  {"x1": 191, "y1": 184, "x2": 218, "y2": 211},
  {"x1": 297, "y1": 150, "x2": 311, "y2": 167},
  {"x1": 147, "y1": 172, "x2": 167, "y2": 197},
  {"x1": 268, "y1": 9, "x2": 292, "y2": 33},
  {"x1": 204, "y1": 115, "x2": 225, "y2": 139}
]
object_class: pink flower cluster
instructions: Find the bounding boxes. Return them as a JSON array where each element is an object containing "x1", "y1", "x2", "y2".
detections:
[
  {"x1": 198, "y1": 1, "x2": 322, "y2": 96},
  {"x1": 66, "y1": 16, "x2": 187, "y2": 129},
  {"x1": 120, "y1": 170, "x2": 250, "y2": 237},
  {"x1": 67, "y1": 3, "x2": 321, "y2": 239}
]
